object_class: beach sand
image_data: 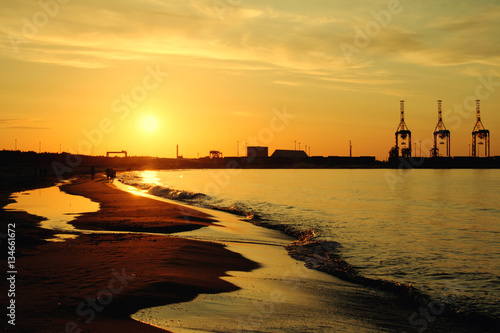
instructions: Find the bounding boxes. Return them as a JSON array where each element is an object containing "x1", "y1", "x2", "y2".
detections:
[{"x1": 1, "y1": 176, "x2": 258, "y2": 332}]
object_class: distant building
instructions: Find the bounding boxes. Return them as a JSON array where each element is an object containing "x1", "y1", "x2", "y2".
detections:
[
  {"x1": 271, "y1": 149, "x2": 308, "y2": 159},
  {"x1": 247, "y1": 146, "x2": 268, "y2": 157}
]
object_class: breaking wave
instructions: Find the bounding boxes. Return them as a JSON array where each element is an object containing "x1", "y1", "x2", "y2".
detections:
[{"x1": 118, "y1": 176, "x2": 255, "y2": 219}]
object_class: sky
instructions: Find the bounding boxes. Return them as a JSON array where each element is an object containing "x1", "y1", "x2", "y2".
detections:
[{"x1": 1, "y1": 0, "x2": 499, "y2": 160}]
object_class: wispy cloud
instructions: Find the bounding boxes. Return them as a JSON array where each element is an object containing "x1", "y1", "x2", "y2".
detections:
[
  {"x1": 0, "y1": 1, "x2": 352, "y2": 74},
  {"x1": 1, "y1": 0, "x2": 499, "y2": 87},
  {"x1": 0, "y1": 118, "x2": 50, "y2": 129},
  {"x1": 273, "y1": 80, "x2": 302, "y2": 87}
]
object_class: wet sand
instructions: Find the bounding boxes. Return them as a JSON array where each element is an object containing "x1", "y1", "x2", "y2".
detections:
[{"x1": 1, "y1": 176, "x2": 258, "y2": 332}]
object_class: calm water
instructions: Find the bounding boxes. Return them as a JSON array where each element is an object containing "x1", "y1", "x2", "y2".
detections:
[
  {"x1": 5, "y1": 185, "x2": 100, "y2": 241},
  {"x1": 119, "y1": 169, "x2": 500, "y2": 320}
]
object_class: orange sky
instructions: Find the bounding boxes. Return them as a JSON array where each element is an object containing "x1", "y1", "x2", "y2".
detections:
[{"x1": 1, "y1": 0, "x2": 499, "y2": 160}]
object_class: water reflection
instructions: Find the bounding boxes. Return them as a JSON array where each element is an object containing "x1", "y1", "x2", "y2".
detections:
[
  {"x1": 45, "y1": 234, "x2": 80, "y2": 242},
  {"x1": 6, "y1": 185, "x2": 100, "y2": 242},
  {"x1": 141, "y1": 170, "x2": 161, "y2": 185}
]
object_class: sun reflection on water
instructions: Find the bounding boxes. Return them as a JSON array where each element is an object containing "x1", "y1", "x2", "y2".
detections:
[{"x1": 6, "y1": 185, "x2": 100, "y2": 242}]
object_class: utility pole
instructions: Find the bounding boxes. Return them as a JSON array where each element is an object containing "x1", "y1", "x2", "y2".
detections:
[{"x1": 349, "y1": 140, "x2": 352, "y2": 157}]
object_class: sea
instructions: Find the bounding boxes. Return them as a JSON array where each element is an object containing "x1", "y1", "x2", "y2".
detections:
[{"x1": 118, "y1": 168, "x2": 500, "y2": 328}]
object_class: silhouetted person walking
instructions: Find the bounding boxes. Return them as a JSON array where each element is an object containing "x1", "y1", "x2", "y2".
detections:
[{"x1": 90, "y1": 166, "x2": 96, "y2": 180}]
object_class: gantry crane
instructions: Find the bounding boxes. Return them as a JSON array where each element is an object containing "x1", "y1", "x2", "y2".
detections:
[
  {"x1": 390, "y1": 100, "x2": 412, "y2": 158},
  {"x1": 209, "y1": 150, "x2": 223, "y2": 158},
  {"x1": 431, "y1": 100, "x2": 450, "y2": 157},
  {"x1": 471, "y1": 100, "x2": 490, "y2": 157},
  {"x1": 106, "y1": 150, "x2": 128, "y2": 158}
]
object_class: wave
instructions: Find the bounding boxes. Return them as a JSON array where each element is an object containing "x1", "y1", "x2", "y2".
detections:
[
  {"x1": 118, "y1": 175, "x2": 499, "y2": 331},
  {"x1": 149, "y1": 185, "x2": 207, "y2": 201},
  {"x1": 118, "y1": 176, "x2": 256, "y2": 219},
  {"x1": 285, "y1": 236, "x2": 499, "y2": 331}
]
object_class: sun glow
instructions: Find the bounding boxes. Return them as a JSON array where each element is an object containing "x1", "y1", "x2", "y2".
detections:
[{"x1": 141, "y1": 115, "x2": 159, "y2": 133}]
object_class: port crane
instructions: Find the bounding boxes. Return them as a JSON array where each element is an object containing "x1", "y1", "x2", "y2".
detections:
[
  {"x1": 471, "y1": 100, "x2": 490, "y2": 157},
  {"x1": 390, "y1": 100, "x2": 412, "y2": 158},
  {"x1": 431, "y1": 100, "x2": 450, "y2": 157}
]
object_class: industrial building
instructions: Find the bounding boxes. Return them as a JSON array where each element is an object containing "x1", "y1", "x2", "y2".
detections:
[
  {"x1": 271, "y1": 150, "x2": 309, "y2": 159},
  {"x1": 247, "y1": 146, "x2": 268, "y2": 158}
]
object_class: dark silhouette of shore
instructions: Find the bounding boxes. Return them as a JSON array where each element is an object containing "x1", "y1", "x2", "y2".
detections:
[{"x1": 0, "y1": 150, "x2": 498, "y2": 183}]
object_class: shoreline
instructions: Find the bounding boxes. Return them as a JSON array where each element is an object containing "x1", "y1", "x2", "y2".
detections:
[
  {"x1": 2, "y1": 173, "x2": 497, "y2": 332},
  {"x1": 1, "y1": 175, "x2": 259, "y2": 332},
  {"x1": 115, "y1": 177, "x2": 491, "y2": 332},
  {"x1": 117, "y1": 171, "x2": 499, "y2": 332}
]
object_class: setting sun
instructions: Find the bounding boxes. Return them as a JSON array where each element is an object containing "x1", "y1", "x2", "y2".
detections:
[{"x1": 141, "y1": 115, "x2": 159, "y2": 133}]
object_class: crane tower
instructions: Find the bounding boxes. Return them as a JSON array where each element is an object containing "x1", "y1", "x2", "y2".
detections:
[
  {"x1": 390, "y1": 100, "x2": 412, "y2": 158},
  {"x1": 471, "y1": 100, "x2": 490, "y2": 157},
  {"x1": 431, "y1": 100, "x2": 451, "y2": 157}
]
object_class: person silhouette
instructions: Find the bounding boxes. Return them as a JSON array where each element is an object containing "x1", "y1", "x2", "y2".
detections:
[{"x1": 90, "y1": 166, "x2": 96, "y2": 180}]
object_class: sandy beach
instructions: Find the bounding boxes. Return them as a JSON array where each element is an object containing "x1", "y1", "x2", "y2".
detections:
[{"x1": 1, "y1": 175, "x2": 258, "y2": 332}]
